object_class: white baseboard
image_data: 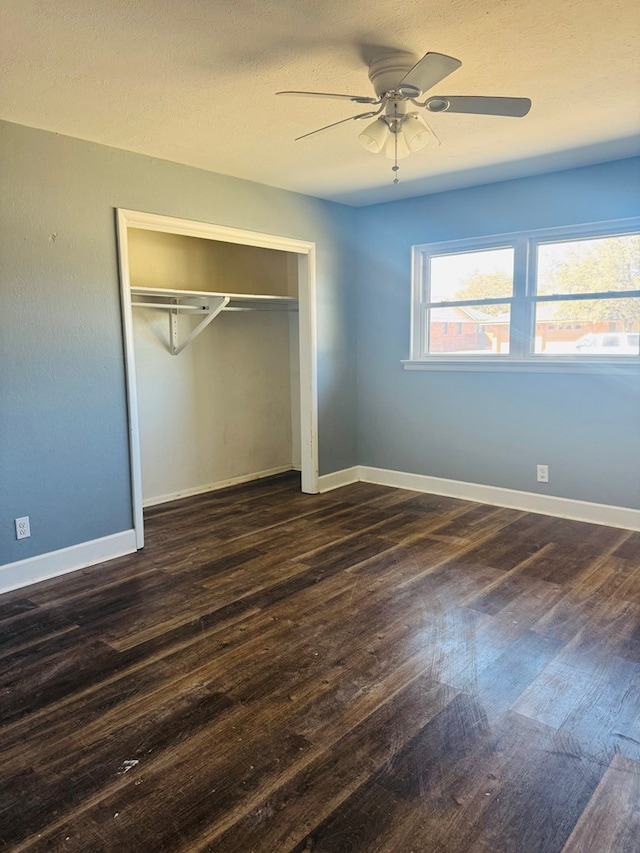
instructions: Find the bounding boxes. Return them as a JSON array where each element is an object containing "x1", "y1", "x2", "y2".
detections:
[
  {"x1": 359, "y1": 466, "x2": 640, "y2": 531},
  {"x1": 4, "y1": 467, "x2": 635, "y2": 597},
  {"x1": 318, "y1": 465, "x2": 640, "y2": 531},
  {"x1": 318, "y1": 467, "x2": 361, "y2": 493},
  {"x1": 0, "y1": 530, "x2": 138, "y2": 595},
  {"x1": 143, "y1": 465, "x2": 295, "y2": 508}
]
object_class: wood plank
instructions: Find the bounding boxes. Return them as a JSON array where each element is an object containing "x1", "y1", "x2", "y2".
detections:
[
  {"x1": 471, "y1": 630, "x2": 565, "y2": 719},
  {"x1": 0, "y1": 598, "x2": 38, "y2": 621},
  {"x1": 609, "y1": 531, "x2": 640, "y2": 565},
  {"x1": 561, "y1": 753, "x2": 640, "y2": 853},
  {"x1": 288, "y1": 691, "x2": 494, "y2": 853},
  {"x1": 457, "y1": 714, "x2": 606, "y2": 853},
  {"x1": 194, "y1": 676, "x2": 457, "y2": 852}
]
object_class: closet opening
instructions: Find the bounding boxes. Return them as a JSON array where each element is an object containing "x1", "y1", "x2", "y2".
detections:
[{"x1": 116, "y1": 209, "x2": 318, "y2": 549}]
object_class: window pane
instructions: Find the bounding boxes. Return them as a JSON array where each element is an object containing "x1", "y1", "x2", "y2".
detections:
[
  {"x1": 429, "y1": 248, "x2": 514, "y2": 303},
  {"x1": 428, "y1": 305, "x2": 511, "y2": 354},
  {"x1": 537, "y1": 234, "x2": 640, "y2": 296},
  {"x1": 534, "y1": 299, "x2": 640, "y2": 355}
]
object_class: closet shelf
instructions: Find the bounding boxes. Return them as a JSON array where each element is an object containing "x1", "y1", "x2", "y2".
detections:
[{"x1": 131, "y1": 286, "x2": 298, "y2": 355}]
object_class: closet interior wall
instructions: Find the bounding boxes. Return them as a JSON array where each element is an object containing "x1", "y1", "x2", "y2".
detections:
[{"x1": 128, "y1": 228, "x2": 300, "y2": 506}]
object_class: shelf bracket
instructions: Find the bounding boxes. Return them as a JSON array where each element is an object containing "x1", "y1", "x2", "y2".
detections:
[
  {"x1": 169, "y1": 295, "x2": 229, "y2": 355},
  {"x1": 131, "y1": 287, "x2": 297, "y2": 355}
]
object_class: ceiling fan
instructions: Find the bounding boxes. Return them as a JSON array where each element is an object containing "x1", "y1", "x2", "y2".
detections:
[{"x1": 277, "y1": 51, "x2": 531, "y2": 183}]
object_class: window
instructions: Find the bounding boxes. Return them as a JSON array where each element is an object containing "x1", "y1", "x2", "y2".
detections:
[
  {"x1": 415, "y1": 244, "x2": 514, "y2": 356},
  {"x1": 534, "y1": 232, "x2": 640, "y2": 356},
  {"x1": 408, "y1": 219, "x2": 640, "y2": 371}
]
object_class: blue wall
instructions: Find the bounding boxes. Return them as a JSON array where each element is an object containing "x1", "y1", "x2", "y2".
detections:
[
  {"x1": 356, "y1": 158, "x2": 640, "y2": 508},
  {"x1": 0, "y1": 121, "x2": 357, "y2": 564}
]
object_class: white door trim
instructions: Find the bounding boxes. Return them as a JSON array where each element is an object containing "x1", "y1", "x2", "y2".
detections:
[{"x1": 116, "y1": 208, "x2": 319, "y2": 549}]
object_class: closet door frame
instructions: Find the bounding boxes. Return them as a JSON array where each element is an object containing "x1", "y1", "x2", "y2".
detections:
[{"x1": 116, "y1": 208, "x2": 318, "y2": 549}]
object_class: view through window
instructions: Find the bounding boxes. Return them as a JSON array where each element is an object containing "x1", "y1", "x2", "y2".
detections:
[
  {"x1": 534, "y1": 234, "x2": 640, "y2": 355},
  {"x1": 427, "y1": 248, "x2": 513, "y2": 355}
]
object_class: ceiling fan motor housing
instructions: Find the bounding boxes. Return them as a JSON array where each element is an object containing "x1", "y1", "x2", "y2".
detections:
[{"x1": 368, "y1": 52, "x2": 418, "y2": 97}]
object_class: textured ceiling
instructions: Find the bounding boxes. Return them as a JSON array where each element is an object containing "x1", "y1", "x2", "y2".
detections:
[{"x1": 1, "y1": 0, "x2": 639, "y2": 205}]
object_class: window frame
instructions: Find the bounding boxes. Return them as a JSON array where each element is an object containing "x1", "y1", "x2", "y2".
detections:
[{"x1": 406, "y1": 218, "x2": 640, "y2": 373}]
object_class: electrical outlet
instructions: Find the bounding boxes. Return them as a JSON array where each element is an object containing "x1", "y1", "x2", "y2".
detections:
[
  {"x1": 536, "y1": 465, "x2": 549, "y2": 484},
  {"x1": 15, "y1": 516, "x2": 31, "y2": 539}
]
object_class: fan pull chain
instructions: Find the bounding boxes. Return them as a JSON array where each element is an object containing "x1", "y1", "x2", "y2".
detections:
[
  {"x1": 392, "y1": 103, "x2": 400, "y2": 184},
  {"x1": 392, "y1": 131, "x2": 399, "y2": 183}
]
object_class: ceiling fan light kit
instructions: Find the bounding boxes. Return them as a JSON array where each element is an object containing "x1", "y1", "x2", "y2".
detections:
[
  {"x1": 384, "y1": 128, "x2": 411, "y2": 161},
  {"x1": 359, "y1": 111, "x2": 431, "y2": 161},
  {"x1": 359, "y1": 117, "x2": 389, "y2": 153},
  {"x1": 400, "y1": 113, "x2": 432, "y2": 152},
  {"x1": 277, "y1": 50, "x2": 532, "y2": 183}
]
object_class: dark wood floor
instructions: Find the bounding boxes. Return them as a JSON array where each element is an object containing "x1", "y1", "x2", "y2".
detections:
[{"x1": 1, "y1": 473, "x2": 639, "y2": 852}]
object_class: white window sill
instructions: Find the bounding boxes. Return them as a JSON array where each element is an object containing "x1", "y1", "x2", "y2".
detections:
[{"x1": 402, "y1": 357, "x2": 640, "y2": 374}]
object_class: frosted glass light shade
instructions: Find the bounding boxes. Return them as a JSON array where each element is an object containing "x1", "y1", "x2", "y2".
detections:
[
  {"x1": 358, "y1": 118, "x2": 389, "y2": 153},
  {"x1": 384, "y1": 129, "x2": 410, "y2": 160},
  {"x1": 402, "y1": 114, "x2": 431, "y2": 151}
]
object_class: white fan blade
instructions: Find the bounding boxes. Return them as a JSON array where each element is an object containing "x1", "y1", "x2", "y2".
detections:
[
  {"x1": 295, "y1": 111, "x2": 380, "y2": 141},
  {"x1": 277, "y1": 90, "x2": 380, "y2": 105},
  {"x1": 398, "y1": 52, "x2": 462, "y2": 96},
  {"x1": 425, "y1": 96, "x2": 532, "y2": 117}
]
